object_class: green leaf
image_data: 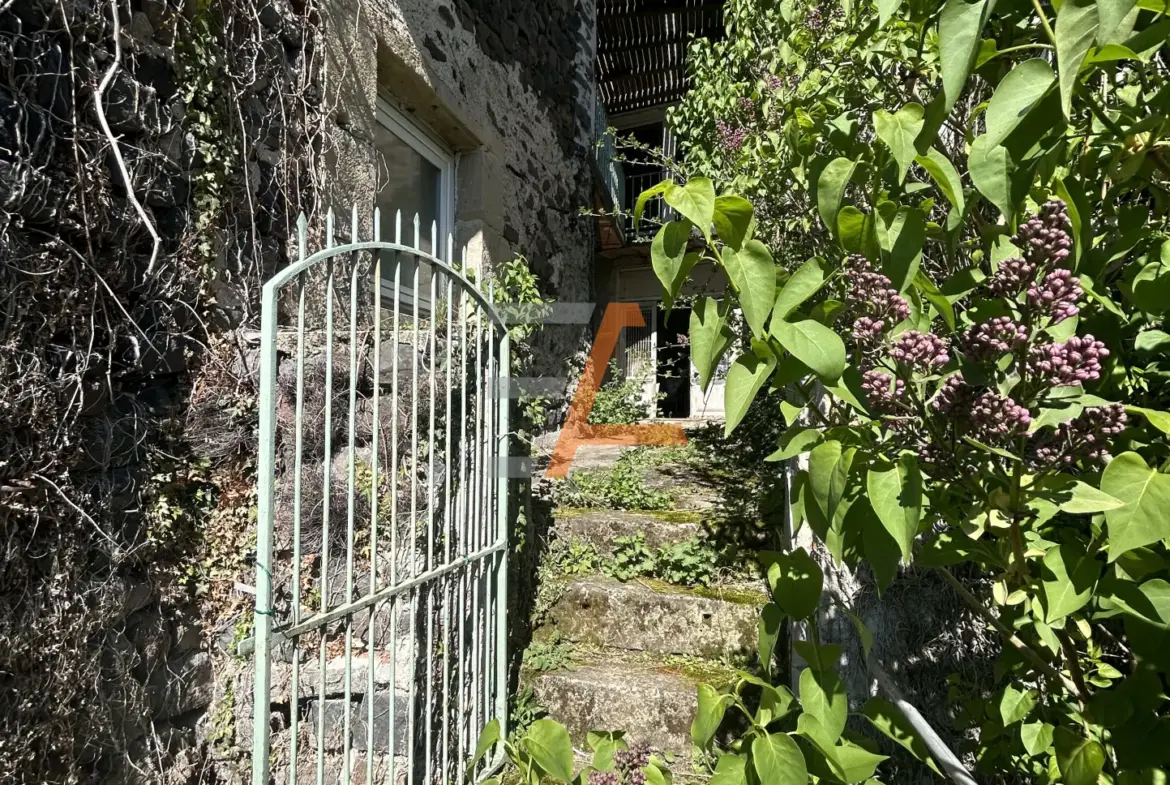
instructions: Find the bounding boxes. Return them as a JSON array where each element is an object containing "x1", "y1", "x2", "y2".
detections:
[
  {"x1": 1021, "y1": 721, "x2": 1055, "y2": 756},
  {"x1": 939, "y1": 0, "x2": 990, "y2": 113},
  {"x1": 766, "y1": 426, "x2": 824, "y2": 462},
  {"x1": 999, "y1": 685, "x2": 1036, "y2": 726},
  {"x1": 866, "y1": 455, "x2": 922, "y2": 562},
  {"x1": 877, "y1": 0, "x2": 903, "y2": 26},
  {"x1": 1042, "y1": 540, "x2": 1101, "y2": 622},
  {"x1": 526, "y1": 719, "x2": 575, "y2": 782},
  {"x1": 1131, "y1": 262, "x2": 1170, "y2": 315},
  {"x1": 808, "y1": 440, "x2": 852, "y2": 536},
  {"x1": 1056, "y1": 0, "x2": 1101, "y2": 118},
  {"x1": 1097, "y1": 0, "x2": 1138, "y2": 44},
  {"x1": 587, "y1": 730, "x2": 624, "y2": 771},
  {"x1": 772, "y1": 257, "x2": 826, "y2": 321},
  {"x1": 1127, "y1": 406, "x2": 1170, "y2": 435},
  {"x1": 857, "y1": 499, "x2": 901, "y2": 593},
  {"x1": 692, "y1": 684, "x2": 731, "y2": 750},
  {"x1": 752, "y1": 732, "x2": 807, "y2": 785},
  {"x1": 874, "y1": 103, "x2": 925, "y2": 183},
  {"x1": 800, "y1": 666, "x2": 848, "y2": 741},
  {"x1": 708, "y1": 753, "x2": 748, "y2": 785},
  {"x1": 915, "y1": 148, "x2": 965, "y2": 214},
  {"x1": 913, "y1": 270, "x2": 956, "y2": 332},
  {"x1": 838, "y1": 207, "x2": 880, "y2": 259},
  {"x1": 633, "y1": 180, "x2": 671, "y2": 230},
  {"x1": 765, "y1": 547, "x2": 824, "y2": 619},
  {"x1": 722, "y1": 239, "x2": 776, "y2": 338},
  {"x1": 817, "y1": 157, "x2": 858, "y2": 235},
  {"x1": 713, "y1": 194, "x2": 754, "y2": 250},
  {"x1": 1031, "y1": 474, "x2": 1126, "y2": 513},
  {"x1": 690, "y1": 297, "x2": 733, "y2": 392},
  {"x1": 863, "y1": 697, "x2": 942, "y2": 775},
  {"x1": 664, "y1": 177, "x2": 716, "y2": 235},
  {"x1": 771, "y1": 319, "x2": 847, "y2": 382},
  {"x1": 642, "y1": 765, "x2": 669, "y2": 785},
  {"x1": 650, "y1": 220, "x2": 697, "y2": 312},
  {"x1": 984, "y1": 59, "x2": 1056, "y2": 148},
  {"x1": 758, "y1": 603, "x2": 785, "y2": 678},
  {"x1": 1135, "y1": 330, "x2": 1170, "y2": 353},
  {"x1": 468, "y1": 718, "x2": 501, "y2": 774},
  {"x1": 1103, "y1": 452, "x2": 1170, "y2": 561},
  {"x1": 831, "y1": 742, "x2": 889, "y2": 784},
  {"x1": 969, "y1": 136, "x2": 1014, "y2": 220},
  {"x1": 723, "y1": 345, "x2": 778, "y2": 436},
  {"x1": 1055, "y1": 728, "x2": 1106, "y2": 785},
  {"x1": 876, "y1": 207, "x2": 925, "y2": 293}
]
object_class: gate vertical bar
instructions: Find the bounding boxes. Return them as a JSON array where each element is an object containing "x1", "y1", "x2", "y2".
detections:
[
  {"x1": 495, "y1": 331, "x2": 510, "y2": 750},
  {"x1": 250, "y1": 259, "x2": 281, "y2": 785}
]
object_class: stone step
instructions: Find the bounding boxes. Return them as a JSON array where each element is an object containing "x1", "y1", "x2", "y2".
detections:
[
  {"x1": 554, "y1": 508, "x2": 703, "y2": 554},
  {"x1": 531, "y1": 661, "x2": 701, "y2": 758},
  {"x1": 538, "y1": 577, "x2": 762, "y2": 660}
]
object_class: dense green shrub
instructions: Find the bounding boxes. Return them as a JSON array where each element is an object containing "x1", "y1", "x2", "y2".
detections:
[
  {"x1": 588, "y1": 361, "x2": 654, "y2": 425},
  {"x1": 632, "y1": 0, "x2": 1170, "y2": 782}
]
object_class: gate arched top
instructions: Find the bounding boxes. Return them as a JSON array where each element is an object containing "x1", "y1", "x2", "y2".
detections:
[{"x1": 264, "y1": 238, "x2": 509, "y2": 331}]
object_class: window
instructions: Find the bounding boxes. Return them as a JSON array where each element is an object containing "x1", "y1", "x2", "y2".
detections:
[{"x1": 375, "y1": 98, "x2": 455, "y2": 314}]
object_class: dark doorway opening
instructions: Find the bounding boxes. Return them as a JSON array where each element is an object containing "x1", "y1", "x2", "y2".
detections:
[{"x1": 657, "y1": 306, "x2": 691, "y2": 418}]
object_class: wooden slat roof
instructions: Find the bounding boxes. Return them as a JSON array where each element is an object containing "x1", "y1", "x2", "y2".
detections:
[{"x1": 597, "y1": 0, "x2": 724, "y2": 116}]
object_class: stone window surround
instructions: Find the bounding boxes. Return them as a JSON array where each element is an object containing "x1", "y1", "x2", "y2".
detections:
[{"x1": 370, "y1": 63, "x2": 502, "y2": 285}]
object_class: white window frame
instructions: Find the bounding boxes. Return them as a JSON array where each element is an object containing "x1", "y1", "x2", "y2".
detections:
[{"x1": 375, "y1": 97, "x2": 456, "y2": 316}]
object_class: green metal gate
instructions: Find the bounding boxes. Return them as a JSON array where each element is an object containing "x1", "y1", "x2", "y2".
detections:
[{"x1": 250, "y1": 207, "x2": 510, "y2": 784}]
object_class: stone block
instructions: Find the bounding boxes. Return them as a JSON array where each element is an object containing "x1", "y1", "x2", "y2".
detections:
[
  {"x1": 553, "y1": 509, "x2": 701, "y2": 554},
  {"x1": 308, "y1": 688, "x2": 410, "y2": 752},
  {"x1": 532, "y1": 663, "x2": 697, "y2": 757},
  {"x1": 161, "y1": 651, "x2": 214, "y2": 718},
  {"x1": 541, "y1": 578, "x2": 759, "y2": 660}
]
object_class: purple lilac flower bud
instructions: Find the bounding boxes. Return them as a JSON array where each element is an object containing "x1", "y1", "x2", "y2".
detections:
[
  {"x1": 1016, "y1": 199, "x2": 1073, "y2": 267},
  {"x1": 739, "y1": 96, "x2": 755, "y2": 112},
  {"x1": 1026, "y1": 335, "x2": 1109, "y2": 386},
  {"x1": 1028, "y1": 404, "x2": 1126, "y2": 468},
  {"x1": 861, "y1": 369, "x2": 906, "y2": 413},
  {"x1": 766, "y1": 73, "x2": 784, "y2": 90},
  {"x1": 715, "y1": 119, "x2": 747, "y2": 151},
  {"x1": 843, "y1": 255, "x2": 910, "y2": 343},
  {"x1": 614, "y1": 742, "x2": 652, "y2": 772},
  {"x1": 807, "y1": 7, "x2": 824, "y2": 29},
  {"x1": 1027, "y1": 268, "x2": 1082, "y2": 323},
  {"x1": 969, "y1": 391, "x2": 1031, "y2": 443},
  {"x1": 986, "y1": 257, "x2": 1036, "y2": 297},
  {"x1": 930, "y1": 374, "x2": 969, "y2": 415},
  {"x1": 588, "y1": 772, "x2": 619, "y2": 785},
  {"x1": 963, "y1": 317, "x2": 1029, "y2": 361},
  {"x1": 626, "y1": 769, "x2": 647, "y2": 785},
  {"x1": 891, "y1": 330, "x2": 950, "y2": 371}
]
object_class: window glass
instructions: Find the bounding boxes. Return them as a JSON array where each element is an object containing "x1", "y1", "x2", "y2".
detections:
[
  {"x1": 373, "y1": 108, "x2": 451, "y2": 315},
  {"x1": 375, "y1": 122, "x2": 441, "y2": 256}
]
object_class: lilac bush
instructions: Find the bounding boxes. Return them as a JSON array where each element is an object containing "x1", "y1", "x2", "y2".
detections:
[{"x1": 843, "y1": 199, "x2": 1127, "y2": 482}]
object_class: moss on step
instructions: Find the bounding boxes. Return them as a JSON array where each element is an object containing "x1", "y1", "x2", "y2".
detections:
[
  {"x1": 635, "y1": 577, "x2": 768, "y2": 606},
  {"x1": 553, "y1": 506, "x2": 704, "y2": 524},
  {"x1": 568, "y1": 644, "x2": 741, "y2": 690},
  {"x1": 660, "y1": 654, "x2": 740, "y2": 689}
]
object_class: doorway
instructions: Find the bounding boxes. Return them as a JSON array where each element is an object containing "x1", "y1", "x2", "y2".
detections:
[{"x1": 656, "y1": 306, "x2": 691, "y2": 418}]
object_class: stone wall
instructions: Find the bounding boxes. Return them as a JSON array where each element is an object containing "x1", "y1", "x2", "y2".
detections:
[
  {"x1": 0, "y1": 0, "x2": 319, "y2": 781},
  {"x1": 316, "y1": 0, "x2": 598, "y2": 377}
]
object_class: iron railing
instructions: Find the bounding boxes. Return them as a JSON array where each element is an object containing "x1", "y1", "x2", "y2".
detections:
[{"x1": 250, "y1": 207, "x2": 510, "y2": 785}]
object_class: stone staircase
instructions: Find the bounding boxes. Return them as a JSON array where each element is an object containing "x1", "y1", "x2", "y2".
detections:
[{"x1": 525, "y1": 446, "x2": 767, "y2": 760}]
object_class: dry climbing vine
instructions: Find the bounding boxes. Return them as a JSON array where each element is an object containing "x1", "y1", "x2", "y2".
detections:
[{"x1": 0, "y1": 0, "x2": 325, "y2": 779}]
